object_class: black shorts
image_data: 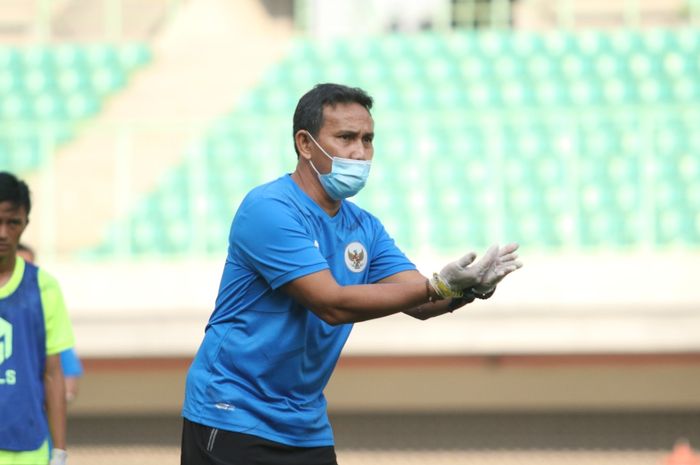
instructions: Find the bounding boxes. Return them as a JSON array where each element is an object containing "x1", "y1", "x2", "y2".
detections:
[{"x1": 180, "y1": 418, "x2": 338, "y2": 465}]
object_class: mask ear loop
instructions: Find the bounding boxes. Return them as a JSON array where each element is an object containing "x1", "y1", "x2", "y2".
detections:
[
  {"x1": 304, "y1": 130, "x2": 335, "y2": 178},
  {"x1": 307, "y1": 156, "x2": 323, "y2": 177},
  {"x1": 304, "y1": 131, "x2": 334, "y2": 161}
]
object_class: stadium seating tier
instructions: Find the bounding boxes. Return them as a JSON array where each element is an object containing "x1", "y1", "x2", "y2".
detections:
[{"x1": 71, "y1": 30, "x2": 700, "y2": 256}]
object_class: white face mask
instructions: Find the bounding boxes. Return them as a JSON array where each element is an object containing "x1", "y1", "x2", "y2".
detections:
[{"x1": 305, "y1": 131, "x2": 372, "y2": 200}]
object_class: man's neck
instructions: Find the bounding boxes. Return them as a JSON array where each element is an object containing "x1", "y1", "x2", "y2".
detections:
[
  {"x1": 291, "y1": 169, "x2": 341, "y2": 217},
  {"x1": 0, "y1": 254, "x2": 16, "y2": 288}
]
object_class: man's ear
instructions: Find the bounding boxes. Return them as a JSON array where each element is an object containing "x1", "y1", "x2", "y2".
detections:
[{"x1": 295, "y1": 130, "x2": 313, "y2": 160}]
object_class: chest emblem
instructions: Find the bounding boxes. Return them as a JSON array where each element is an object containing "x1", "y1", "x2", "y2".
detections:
[{"x1": 344, "y1": 242, "x2": 368, "y2": 273}]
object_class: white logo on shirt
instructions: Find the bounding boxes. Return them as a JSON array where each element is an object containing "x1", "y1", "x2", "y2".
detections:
[
  {"x1": 0, "y1": 318, "x2": 12, "y2": 365},
  {"x1": 0, "y1": 318, "x2": 16, "y2": 385},
  {"x1": 214, "y1": 402, "x2": 236, "y2": 411},
  {"x1": 344, "y1": 242, "x2": 368, "y2": 273}
]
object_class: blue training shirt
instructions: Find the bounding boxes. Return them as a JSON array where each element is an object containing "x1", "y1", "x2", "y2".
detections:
[{"x1": 182, "y1": 174, "x2": 416, "y2": 446}]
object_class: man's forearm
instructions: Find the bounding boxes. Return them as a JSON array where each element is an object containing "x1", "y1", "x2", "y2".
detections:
[
  {"x1": 44, "y1": 355, "x2": 67, "y2": 449},
  {"x1": 403, "y1": 295, "x2": 476, "y2": 320}
]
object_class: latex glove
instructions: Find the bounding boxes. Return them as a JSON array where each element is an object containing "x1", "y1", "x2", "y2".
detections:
[
  {"x1": 50, "y1": 448, "x2": 68, "y2": 465},
  {"x1": 472, "y1": 243, "x2": 523, "y2": 294},
  {"x1": 430, "y1": 245, "x2": 499, "y2": 299}
]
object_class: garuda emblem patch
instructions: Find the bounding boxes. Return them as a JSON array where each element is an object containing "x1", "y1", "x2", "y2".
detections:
[{"x1": 344, "y1": 242, "x2": 368, "y2": 272}]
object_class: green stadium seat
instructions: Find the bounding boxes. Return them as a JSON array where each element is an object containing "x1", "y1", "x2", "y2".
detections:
[
  {"x1": 642, "y1": 29, "x2": 674, "y2": 54},
  {"x1": 511, "y1": 31, "x2": 544, "y2": 57},
  {"x1": 527, "y1": 55, "x2": 560, "y2": 81},
  {"x1": 23, "y1": 68, "x2": 52, "y2": 95},
  {"x1": 52, "y1": 44, "x2": 85, "y2": 69},
  {"x1": 603, "y1": 76, "x2": 639, "y2": 104},
  {"x1": 561, "y1": 54, "x2": 595, "y2": 81},
  {"x1": 0, "y1": 68, "x2": 21, "y2": 95},
  {"x1": 477, "y1": 30, "x2": 511, "y2": 57},
  {"x1": 608, "y1": 155, "x2": 640, "y2": 185},
  {"x1": 0, "y1": 47, "x2": 21, "y2": 70},
  {"x1": 65, "y1": 92, "x2": 100, "y2": 119},
  {"x1": 534, "y1": 79, "x2": 569, "y2": 107},
  {"x1": 21, "y1": 46, "x2": 53, "y2": 71},
  {"x1": 609, "y1": 30, "x2": 643, "y2": 55},
  {"x1": 33, "y1": 93, "x2": 67, "y2": 120},
  {"x1": 377, "y1": 35, "x2": 411, "y2": 61},
  {"x1": 84, "y1": 44, "x2": 120, "y2": 68},
  {"x1": 56, "y1": 67, "x2": 88, "y2": 93},
  {"x1": 412, "y1": 33, "x2": 447, "y2": 58},
  {"x1": 577, "y1": 30, "x2": 609, "y2": 56},
  {"x1": 543, "y1": 31, "x2": 576, "y2": 56},
  {"x1": 594, "y1": 52, "x2": 628, "y2": 80},
  {"x1": 672, "y1": 76, "x2": 700, "y2": 101},
  {"x1": 655, "y1": 208, "x2": 698, "y2": 245},
  {"x1": 118, "y1": 43, "x2": 151, "y2": 70},
  {"x1": 90, "y1": 66, "x2": 127, "y2": 95}
]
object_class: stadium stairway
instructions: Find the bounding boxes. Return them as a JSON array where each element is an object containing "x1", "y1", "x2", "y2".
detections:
[{"x1": 22, "y1": 0, "x2": 294, "y2": 256}]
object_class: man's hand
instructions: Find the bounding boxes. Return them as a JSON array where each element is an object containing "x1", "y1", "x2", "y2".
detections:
[
  {"x1": 472, "y1": 243, "x2": 523, "y2": 294},
  {"x1": 50, "y1": 448, "x2": 67, "y2": 465},
  {"x1": 430, "y1": 246, "x2": 499, "y2": 299}
]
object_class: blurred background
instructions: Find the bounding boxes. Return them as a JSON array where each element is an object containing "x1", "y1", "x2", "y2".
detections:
[{"x1": 1, "y1": 0, "x2": 700, "y2": 463}]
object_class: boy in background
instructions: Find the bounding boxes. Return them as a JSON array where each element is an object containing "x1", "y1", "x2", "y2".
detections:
[{"x1": 0, "y1": 172, "x2": 74, "y2": 465}]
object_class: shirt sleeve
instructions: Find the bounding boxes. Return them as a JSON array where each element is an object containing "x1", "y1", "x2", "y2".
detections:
[
  {"x1": 233, "y1": 196, "x2": 329, "y2": 290},
  {"x1": 60, "y1": 348, "x2": 83, "y2": 377},
  {"x1": 38, "y1": 269, "x2": 75, "y2": 356},
  {"x1": 367, "y1": 215, "x2": 417, "y2": 283}
]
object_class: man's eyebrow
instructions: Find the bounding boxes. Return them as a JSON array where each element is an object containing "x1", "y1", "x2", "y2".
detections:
[{"x1": 334, "y1": 130, "x2": 374, "y2": 138}]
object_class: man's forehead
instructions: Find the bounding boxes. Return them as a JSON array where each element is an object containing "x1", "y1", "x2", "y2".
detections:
[
  {"x1": 321, "y1": 102, "x2": 373, "y2": 129},
  {"x1": 0, "y1": 201, "x2": 26, "y2": 215}
]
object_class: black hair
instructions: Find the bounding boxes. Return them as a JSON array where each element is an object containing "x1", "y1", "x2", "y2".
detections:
[
  {"x1": 0, "y1": 171, "x2": 31, "y2": 215},
  {"x1": 292, "y1": 83, "x2": 373, "y2": 157}
]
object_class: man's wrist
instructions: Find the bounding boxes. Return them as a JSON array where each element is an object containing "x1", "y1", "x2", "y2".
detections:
[
  {"x1": 468, "y1": 286, "x2": 496, "y2": 300},
  {"x1": 425, "y1": 278, "x2": 443, "y2": 302},
  {"x1": 429, "y1": 273, "x2": 462, "y2": 299},
  {"x1": 447, "y1": 294, "x2": 476, "y2": 312},
  {"x1": 50, "y1": 448, "x2": 68, "y2": 465}
]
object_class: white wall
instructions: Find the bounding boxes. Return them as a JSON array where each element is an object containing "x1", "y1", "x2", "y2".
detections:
[{"x1": 47, "y1": 251, "x2": 700, "y2": 357}]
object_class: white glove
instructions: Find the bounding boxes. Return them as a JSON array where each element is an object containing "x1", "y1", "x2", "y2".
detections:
[
  {"x1": 50, "y1": 448, "x2": 68, "y2": 465},
  {"x1": 429, "y1": 245, "x2": 499, "y2": 299},
  {"x1": 472, "y1": 243, "x2": 523, "y2": 294}
]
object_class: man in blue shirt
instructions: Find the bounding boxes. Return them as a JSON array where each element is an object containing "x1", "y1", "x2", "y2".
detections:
[{"x1": 181, "y1": 83, "x2": 522, "y2": 465}]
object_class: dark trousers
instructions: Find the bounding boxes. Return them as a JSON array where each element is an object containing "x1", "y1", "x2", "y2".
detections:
[{"x1": 180, "y1": 418, "x2": 338, "y2": 465}]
